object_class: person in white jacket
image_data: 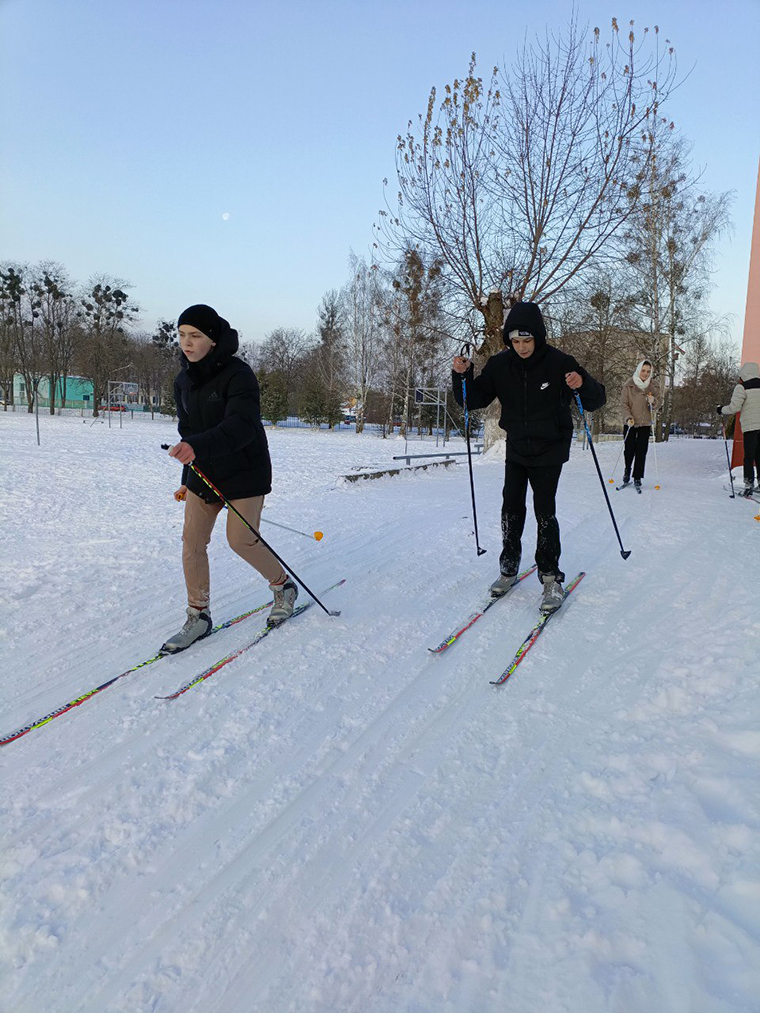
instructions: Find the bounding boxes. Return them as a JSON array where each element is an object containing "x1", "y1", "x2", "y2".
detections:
[{"x1": 718, "y1": 362, "x2": 760, "y2": 494}]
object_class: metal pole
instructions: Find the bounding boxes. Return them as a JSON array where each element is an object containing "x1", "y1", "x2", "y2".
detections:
[
  {"x1": 34, "y1": 386, "x2": 40, "y2": 446},
  {"x1": 573, "y1": 392, "x2": 631, "y2": 559},
  {"x1": 721, "y1": 419, "x2": 736, "y2": 498},
  {"x1": 458, "y1": 343, "x2": 487, "y2": 557}
]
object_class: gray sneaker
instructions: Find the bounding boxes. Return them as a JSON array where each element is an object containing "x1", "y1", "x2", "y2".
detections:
[
  {"x1": 161, "y1": 606, "x2": 212, "y2": 654},
  {"x1": 268, "y1": 579, "x2": 298, "y2": 626},
  {"x1": 539, "y1": 576, "x2": 564, "y2": 614},
  {"x1": 490, "y1": 572, "x2": 517, "y2": 597}
]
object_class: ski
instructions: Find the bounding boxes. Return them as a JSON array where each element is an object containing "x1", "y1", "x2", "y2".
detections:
[
  {"x1": 155, "y1": 579, "x2": 346, "y2": 700},
  {"x1": 724, "y1": 484, "x2": 760, "y2": 504},
  {"x1": 0, "y1": 596, "x2": 278, "y2": 747},
  {"x1": 490, "y1": 572, "x2": 586, "y2": 686},
  {"x1": 428, "y1": 565, "x2": 537, "y2": 655},
  {"x1": 615, "y1": 482, "x2": 641, "y2": 493}
]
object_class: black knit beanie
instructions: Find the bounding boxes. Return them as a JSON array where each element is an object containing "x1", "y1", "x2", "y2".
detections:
[
  {"x1": 503, "y1": 301, "x2": 547, "y2": 343},
  {"x1": 177, "y1": 304, "x2": 225, "y2": 342}
]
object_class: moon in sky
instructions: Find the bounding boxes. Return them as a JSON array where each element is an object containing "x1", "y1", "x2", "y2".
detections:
[{"x1": 222, "y1": 212, "x2": 230, "y2": 220}]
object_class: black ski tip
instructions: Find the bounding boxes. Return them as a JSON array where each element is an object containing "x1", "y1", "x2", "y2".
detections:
[{"x1": 621, "y1": 549, "x2": 632, "y2": 560}]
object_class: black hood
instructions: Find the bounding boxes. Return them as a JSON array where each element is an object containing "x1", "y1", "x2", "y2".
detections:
[
  {"x1": 503, "y1": 301, "x2": 548, "y2": 369},
  {"x1": 181, "y1": 320, "x2": 239, "y2": 384},
  {"x1": 503, "y1": 301, "x2": 547, "y2": 343}
]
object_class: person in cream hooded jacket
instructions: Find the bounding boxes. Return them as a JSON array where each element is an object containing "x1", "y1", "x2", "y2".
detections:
[
  {"x1": 620, "y1": 359, "x2": 659, "y2": 487},
  {"x1": 718, "y1": 362, "x2": 760, "y2": 493}
]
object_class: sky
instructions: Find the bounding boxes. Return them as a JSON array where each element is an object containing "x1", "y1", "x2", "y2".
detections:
[{"x1": 1, "y1": 0, "x2": 758, "y2": 348}]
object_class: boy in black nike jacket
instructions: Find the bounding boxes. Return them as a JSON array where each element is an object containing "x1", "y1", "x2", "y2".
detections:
[{"x1": 452, "y1": 301, "x2": 605, "y2": 613}]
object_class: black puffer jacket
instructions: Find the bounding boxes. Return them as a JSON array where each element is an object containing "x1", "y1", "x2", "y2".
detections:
[
  {"x1": 174, "y1": 325, "x2": 272, "y2": 502},
  {"x1": 453, "y1": 335, "x2": 606, "y2": 466}
]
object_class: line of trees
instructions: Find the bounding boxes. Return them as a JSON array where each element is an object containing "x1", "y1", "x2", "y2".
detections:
[
  {"x1": 2, "y1": 21, "x2": 739, "y2": 438},
  {"x1": 0, "y1": 263, "x2": 180, "y2": 418},
  {"x1": 0, "y1": 251, "x2": 465, "y2": 435}
]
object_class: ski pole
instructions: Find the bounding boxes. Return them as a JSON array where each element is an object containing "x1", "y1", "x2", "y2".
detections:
[
  {"x1": 460, "y1": 342, "x2": 487, "y2": 556},
  {"x1": 648, "y1": 402, "x2": 660, "y2": 489},
  {"x1": 161, "y1": 445, "x2": 339, "y2": 617},
  {"x1": 608, "y1": 424, "x2": 635, "y2": 484},
  {"x1": 719, "y1": 419, "x2": 735, "y2": 498},
  {"x1": 260, "y1": 516, "x2": 324, "y2": 541},
  {"x1": 572, "y1": 393, "x2": 631, "y2": 560}
]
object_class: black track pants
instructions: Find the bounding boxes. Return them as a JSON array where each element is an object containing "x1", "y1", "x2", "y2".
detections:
[
  {"x1": 499, "y1": 460, "x2": 565, "y2": 582},
  {"x1": 743, "y1": 428, "x2": 760, "y2": 484},
  {"x1": 623, "y1": 425, "x2": 651, "y2": 480}
]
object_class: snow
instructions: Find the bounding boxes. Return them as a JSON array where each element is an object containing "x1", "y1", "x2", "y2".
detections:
[{"x1": 1, "y1": 412, "x2": 759, "y2": 1013}]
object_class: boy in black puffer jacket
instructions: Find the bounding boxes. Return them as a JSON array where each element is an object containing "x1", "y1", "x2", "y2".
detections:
[
  {"x1": 163, "y1": 304, "x2": 296, "y2": 652},
  {"x1": 452, "y1": 301, "x2": 605, "y2": 613}
]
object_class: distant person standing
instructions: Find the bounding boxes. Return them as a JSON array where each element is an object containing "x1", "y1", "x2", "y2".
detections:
[
  {"x1": 717, "y1": 362, "x2": 760, "y2": 495},
  {"x1": 163, "y1": 304, "x2": 297, "y2": 653},
  {"x1": 620, "y1": 360, "x2": 659, "y2": 489}
]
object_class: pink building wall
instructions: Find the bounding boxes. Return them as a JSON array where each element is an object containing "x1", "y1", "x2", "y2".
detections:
[{"x1": 732, "y1": 159, "x2": 760, "y2": 467}]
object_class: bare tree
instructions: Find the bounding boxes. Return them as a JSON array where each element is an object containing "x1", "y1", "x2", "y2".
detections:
[
  {"x1": 342, "y1": 253, "x2": 382, "y2": 433},
  {"x1": 673, "y1": 334, "x2": 738, "y2": 435},
  {"x1": 379, "y1": 248, "x2": 446, "y2": 435},
  {"x1": 378, "y1": 19, "x2": 678, "y2": 446},
  {"x1": 0, "y1": 265, "x2": 25, "y2": 408},
  {"x1": 0, "y1": 264, "x2": 46, "y2": 412},
  {"x1": 259, "y1": 327, "x2": 311, "y2": 416},
  {"x1": 313, "y1": 290, "x2": 347, "y2": 428},
  {"x1": 622, "y1": 135, "x2": 732, "y2": 439},
  {"x1": 29, "y1": 262, "x2": 77, "y2": 413},
  {"x1": 554, "y1": 272, "x2": 643, "y2": 434},
  {"x1": 76, "y1": 277, "x2": 139, "y2": 416}
]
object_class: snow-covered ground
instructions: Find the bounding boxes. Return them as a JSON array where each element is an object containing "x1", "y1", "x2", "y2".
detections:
[{"x1": 1, "y1": 411, "x2": 759, "y2": 1013}]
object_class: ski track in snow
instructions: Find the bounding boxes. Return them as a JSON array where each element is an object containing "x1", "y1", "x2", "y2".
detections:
[{"x1": 1, "y1": 412, "x2": 759, "y2": 1013}]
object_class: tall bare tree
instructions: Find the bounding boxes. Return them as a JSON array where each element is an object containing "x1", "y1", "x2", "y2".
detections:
[
  {"x1": 378, "y1": 19, "x2": 678, "y2": 446},
  {"x1": 342, "y1": 253, "x2": 382, "y2": 433}
]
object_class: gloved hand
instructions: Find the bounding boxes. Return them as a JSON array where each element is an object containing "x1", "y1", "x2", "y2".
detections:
[
  {"x1": 626, "y1": 417, "x2": 634, "y2": 427},
  {"x1": 716, "y1": 405, "x2": 723, "y2": 416}
]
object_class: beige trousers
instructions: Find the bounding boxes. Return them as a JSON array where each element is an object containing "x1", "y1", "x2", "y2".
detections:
[{"x1": 182, "y1": 490, "x2": 285, "y2": 609}]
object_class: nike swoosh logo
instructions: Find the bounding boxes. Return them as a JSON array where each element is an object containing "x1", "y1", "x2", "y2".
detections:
[{"x1": 540, "y1": 382, "x2": 549, "y2": 390}]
